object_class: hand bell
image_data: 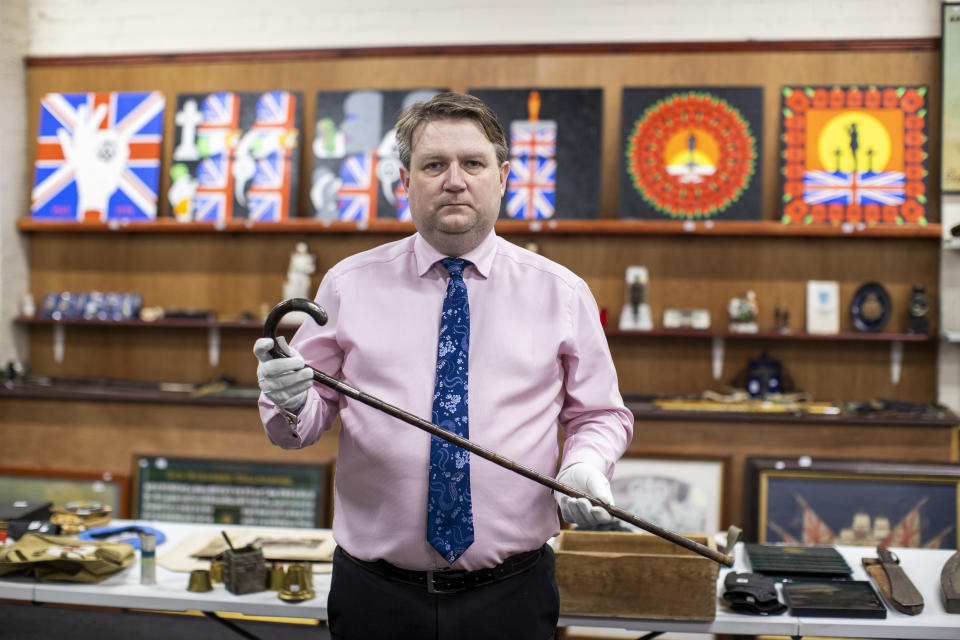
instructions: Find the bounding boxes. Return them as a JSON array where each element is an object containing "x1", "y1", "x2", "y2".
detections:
[
  {"x1": 187, "y1": 568, "x2": 213, "y2": 592},
  {"x1": 278, "y1": 562, "x2": 315, "y2": 602}
]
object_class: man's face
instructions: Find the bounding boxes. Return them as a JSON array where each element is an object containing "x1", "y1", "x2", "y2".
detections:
[{"x1": 400, "y1": 118, "x2": 509, "y2": 257}]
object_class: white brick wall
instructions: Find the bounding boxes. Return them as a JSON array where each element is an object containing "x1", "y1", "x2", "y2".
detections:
[
  {"x1": 0, "y1": 0, "x2": 29, "y2": 369},
  {"x1": 24, "y1": 0, "x2": 944, "y2": 57}
]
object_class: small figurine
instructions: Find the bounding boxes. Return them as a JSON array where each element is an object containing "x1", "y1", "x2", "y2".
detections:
[
  {"x1": 280, "y1": 242, "x2": 317, "y2": 325},
  {"x1": 619, "y1": 266, "x2": 653, "y2": 331},
  {"x1": 728, "y1": 290, "x2": 759, "y2": 333},
  {"x1": 283, "y1": 242, "x2": 316, "y2": 301},
  {"x1": 773, "y1": 303, "x2": 791, "y2": 334}
]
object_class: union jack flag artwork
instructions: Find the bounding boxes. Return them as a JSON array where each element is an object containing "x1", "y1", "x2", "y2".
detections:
[
  {"x1": 506, "y1": 155, "x2": 557, "y2": 220},
  {"x1": 32, "y1": 91, "x2": 165, "y2": 222},
  {"x1": 169, "y1": 91, "x2": 301, "y2": 222},
  {"x1": 337, "y1": 153, "x2": 378, "y2": 222},
  {"x1": 510, "y1": 122, "x2": 557, "y2": 159},
  {"x1": 469, "y1": 88, "x2": 603, "y2": 219},
  {"x1": 781, "y1": 85, "x2": 928, "y2": 225},
  {"x1": 395, "y1": 183, "x2": 411, "y2": 221},
  {"x1": 802, "y1": 170, "x2": 905, "y2": 207},
  {"x1": 311, "y1": 89, "x2": 444, "y2": 221}
]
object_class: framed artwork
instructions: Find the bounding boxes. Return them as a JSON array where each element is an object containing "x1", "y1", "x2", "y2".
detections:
[
  {"x1": 942, "y1": 3, "x2": 960, "y2": 193},
  {"x1": 130, "y1": 454, "x2": 331, "y2": 528},
  {"x1": 744, "y1": 457, "x2": 960, "y2": 549},
  {"x1": 31, "y1": 91, "x2": 165, "y2": 223},
  {"x1": 0, "y1": 468, "x2": 129, "y2": 518},
  {"x1": 468, "y1": 88, "x2": 603, "y2": 219},
  {"x1": 780, "y1": 85, "x2": 929, "y2": 225},
  {"x1": 610, "y1": 453, "x2": 728, "y2": 534},
  {"x1": 618, "y1": 86, "x2": 763, "y2": 221},
  {"x1": 169, "y1": 90, "x2": 301, "y2": 222},
  {"x1": 310, "y1": 89, "x2": 443, "y2": 222}
]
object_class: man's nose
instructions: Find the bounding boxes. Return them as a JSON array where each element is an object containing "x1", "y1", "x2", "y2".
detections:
[{"x1": 443, "y1": 163, "x2": 467, "y2": 190}]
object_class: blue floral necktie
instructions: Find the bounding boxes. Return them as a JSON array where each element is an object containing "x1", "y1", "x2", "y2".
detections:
[{"x1": 427, "y1": 257, "x2": 474, "y2": 564}]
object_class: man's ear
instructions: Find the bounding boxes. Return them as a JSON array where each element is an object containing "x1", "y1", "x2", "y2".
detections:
[
  {"x1": 499, "y1": 161, "x2": 510, "y2": 196},
  {"x1": 400, "y1": 165, "x2": 410, "y2": 192}
]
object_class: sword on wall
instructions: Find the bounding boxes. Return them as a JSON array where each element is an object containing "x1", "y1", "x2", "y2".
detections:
[{"x1": 264, "y1": 298, "x2": 737, "y2": 567}]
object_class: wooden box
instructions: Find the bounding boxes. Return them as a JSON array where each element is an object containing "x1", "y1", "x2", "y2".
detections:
[{"x1": 554, "y1": 530, "x2": 719, "y2": 621}]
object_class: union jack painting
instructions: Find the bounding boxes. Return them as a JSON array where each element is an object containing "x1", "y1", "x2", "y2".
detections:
[
  {"x1": 311, "y1": 89, "x2": 443, "y2": 221},
  {"x1": 470, "y1": 88, "x2": 603, "y2": 219},
  {"x1": 32, "y1": 91, "x2": 165, "y2": 222},
  {"x1": 169, "y1": 91, "x2": 301, "y2": 222},
  {"x1": 781, "y1": 85, "x2": 928, "y2": 225},
  {"x1": 506, "y1": 155, "x2": 557, "y2": 220},
  {"x1": 337, "y1": 153, "x2": 379, "y2": 222}
]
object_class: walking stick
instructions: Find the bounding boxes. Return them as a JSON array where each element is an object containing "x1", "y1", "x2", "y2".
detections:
[{"x1": 264, "y1": 298, "x2": 736, "y2": 567}]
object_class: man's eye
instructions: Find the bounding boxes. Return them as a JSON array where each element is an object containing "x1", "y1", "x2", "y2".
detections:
[
  {"x1": 465, "y1": 160, "x2": 483, "y2": 169},
  {"x1": 424, "y1": 162, "x2": 443, "y2": 171}
]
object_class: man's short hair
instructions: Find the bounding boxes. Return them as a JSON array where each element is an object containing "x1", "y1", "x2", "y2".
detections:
[{"x1": 395, "y1": 92, "x2": 508, "y2": 168}]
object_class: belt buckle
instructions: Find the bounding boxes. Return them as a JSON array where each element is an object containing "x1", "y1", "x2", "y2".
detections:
[{"x1": 425, "y1": 570, "x2": 462, "y2": 594}]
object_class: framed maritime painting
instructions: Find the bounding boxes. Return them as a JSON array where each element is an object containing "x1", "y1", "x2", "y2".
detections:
[
  {"x1": 780, "y1": 85, "x2": 929, "y2": 225},
  {"x1": 618, "y1": 86, "x2": 763, "y2": 221},
  {"x1": 744, "y1": 457, "x2": 960, "y2": 548}
]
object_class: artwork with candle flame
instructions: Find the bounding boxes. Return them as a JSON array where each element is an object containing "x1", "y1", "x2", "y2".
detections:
[
  {"x1": 780, "y1": 85, "x2": 929, "y2": 226},
  {"x1": 619, "y1": 87, "x2": 763, "y2": 221},
  {"x1": 310, "y1": 89, "x2": 445, "y2": 222},
  {"x1": 468, "y1": 88, "x2": 603, "y2": 219}
]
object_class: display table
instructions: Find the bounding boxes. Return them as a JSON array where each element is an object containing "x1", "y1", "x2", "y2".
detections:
[{"x1": 1, "y1": 520, "x2": 957, "y2": 638}]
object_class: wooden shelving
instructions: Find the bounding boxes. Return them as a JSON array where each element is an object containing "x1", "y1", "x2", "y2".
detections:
[{"x1": 16, "y1": 217, "x2": 943, "y2": 238}]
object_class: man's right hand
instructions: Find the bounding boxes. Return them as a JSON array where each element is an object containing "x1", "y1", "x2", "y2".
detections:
[{"x1": 254, "y1": 337, "x2": 313, "y2": 413}]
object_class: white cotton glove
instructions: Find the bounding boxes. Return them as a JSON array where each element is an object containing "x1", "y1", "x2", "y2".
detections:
[
  {"x1": 555, "y1": 463, "x2": 615, "y2": 527},
  {"x1": 254, "y1": 336, "x2": 313, "y2": 413}
]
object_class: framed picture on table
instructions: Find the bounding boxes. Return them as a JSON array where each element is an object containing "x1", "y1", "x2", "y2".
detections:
[
  {"x1": 744, "y1": 456, "x2": 960, "y2": 549},
  {"x1": 0, "y1": 467, "x2": 129, "y2": 517},
  {"x1": 610, "y1": 453, "x2": 729, "y2": 535}
]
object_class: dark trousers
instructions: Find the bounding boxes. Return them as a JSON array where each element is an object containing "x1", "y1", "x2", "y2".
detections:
[{"x1": 328, "y1": 546, "x2": 559, "y2": 640}]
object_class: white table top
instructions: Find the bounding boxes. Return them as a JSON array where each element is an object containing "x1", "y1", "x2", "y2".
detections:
[
  {"x1": 3, "y1": 521, "x2": 959, "y2": 638},
  {"x1": 794, "y1": 545, "x2": 959, "y2": 640}
]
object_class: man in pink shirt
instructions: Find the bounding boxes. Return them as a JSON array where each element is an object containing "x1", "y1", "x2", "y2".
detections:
[{"x1": 255, "y1": 92, "x2": 633, "y2": 639}]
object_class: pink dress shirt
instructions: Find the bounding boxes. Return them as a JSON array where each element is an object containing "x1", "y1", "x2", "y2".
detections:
[{"x1": 260, "y1": 231, "x2": 633, "y2": 571}]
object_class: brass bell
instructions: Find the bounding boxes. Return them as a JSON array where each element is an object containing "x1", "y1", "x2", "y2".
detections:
[
  {"x1": 209, "y1": 560, "x2": 224, "y2": 583},
  {"x1": 268, "y1": 563, "x2": 285, "y2": 590},
  {"x1": 278, "y1": 562, "x2": 315, "y2": 602},
  {"x1": 187, "y1": 569, "x2": 213, "y2": 592}
]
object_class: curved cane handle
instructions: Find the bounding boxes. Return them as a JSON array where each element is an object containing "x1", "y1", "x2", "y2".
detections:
[{"x1": 262, "y1": 298, "x2": 328, "y2": 359}]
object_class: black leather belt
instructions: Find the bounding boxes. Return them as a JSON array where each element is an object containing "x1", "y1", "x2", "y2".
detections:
[{"x1": 339, "y1": 545, "x2": 545, "y2": 594}]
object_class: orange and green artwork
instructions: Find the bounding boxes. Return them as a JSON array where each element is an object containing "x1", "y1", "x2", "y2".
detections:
[{"x1": 781, "y1": 86, "x2": 928, "y2": 226}]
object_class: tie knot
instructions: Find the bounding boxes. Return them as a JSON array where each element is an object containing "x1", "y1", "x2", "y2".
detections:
[{"x1": 441, "y1": 257, "x2": 469, "y2": 279}]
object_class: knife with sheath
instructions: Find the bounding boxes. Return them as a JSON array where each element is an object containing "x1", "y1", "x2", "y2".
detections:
[{"x1": 862, "y1": 546, "x2": 924, "y2": 615}]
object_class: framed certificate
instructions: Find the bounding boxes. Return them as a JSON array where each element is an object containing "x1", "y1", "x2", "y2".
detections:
[{"x1": 943, "y1": 3, "x2": 960, "y2": 193}]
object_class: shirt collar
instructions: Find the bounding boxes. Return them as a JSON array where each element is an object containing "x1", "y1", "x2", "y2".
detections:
[{"x1": 414, "y1": 230, "x2": 497, "y2": 279}]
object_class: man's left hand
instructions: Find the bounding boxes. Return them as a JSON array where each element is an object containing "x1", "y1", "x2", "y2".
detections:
[{"x1": 554, "y1": 463, "x2": 615, "y2": 527}]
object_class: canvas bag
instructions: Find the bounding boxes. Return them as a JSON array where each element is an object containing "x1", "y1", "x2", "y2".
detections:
[{"x1": 0, "y1": 533, "x2": 134, "y2": 583}]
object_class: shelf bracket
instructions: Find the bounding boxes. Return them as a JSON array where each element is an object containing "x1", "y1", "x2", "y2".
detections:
[
  {"x1": 890, "y1": 339, "x2": 903, "y2": 385},
  {"x1": 208, "y1": 326, "x2": 221, "y2": 367},
  {"x1": 53, "y1": 323, "x2": 65, "y2": 364},
  {"x1": 711, "y1": 336, "x2": 724, "y2": 380}
]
